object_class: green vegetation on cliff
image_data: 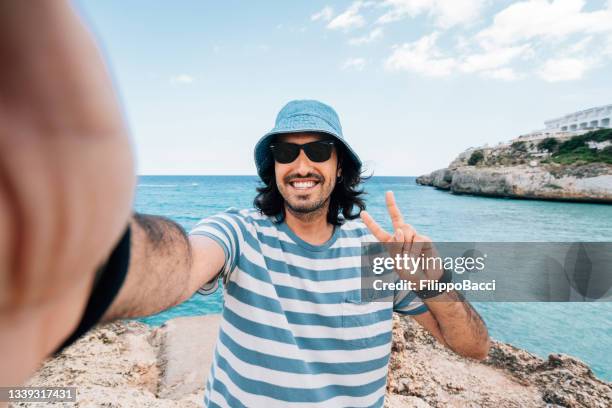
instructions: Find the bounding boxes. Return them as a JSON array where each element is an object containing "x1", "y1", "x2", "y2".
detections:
[
  {"x1": 468, "y1": 150, "x2": 484, "y2": 165},
  {"x1": 550, "y1": 129, "x2": 612, "y2": 165},
  {"x1": 537, "y1": 137, "x2": 559, "y2": 152},
  {"x1": 511, "y1": 141, "x2": 527, "y2": 152}
]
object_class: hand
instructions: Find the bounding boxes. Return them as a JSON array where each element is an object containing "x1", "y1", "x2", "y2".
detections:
[
  {"x1": 360, "y1": 191, "x2": 442, "y2": 282},
  {"x1": 363, "y1": 194, "x2": 491, "y2": 361},
  {"x1": 0, "y1": 0, "x2": 135, "y2": 384}
]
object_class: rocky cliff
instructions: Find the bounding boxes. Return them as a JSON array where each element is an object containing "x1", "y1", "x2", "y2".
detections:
[
  {"x1": 416, "y1": 130, "x2": 612, "y2": 203},
  {"x1": 12, "y1": 314, "x2": 611, "y2": 408}
]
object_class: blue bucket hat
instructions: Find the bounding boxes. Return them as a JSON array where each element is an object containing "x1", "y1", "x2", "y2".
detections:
[{"x1": 254, "y1": 100, "x2": 362, "y2": 179}]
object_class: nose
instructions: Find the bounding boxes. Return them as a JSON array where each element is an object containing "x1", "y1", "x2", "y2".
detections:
[{"x1": 293, "y1": 149, "x2": 314, "y2": 175}]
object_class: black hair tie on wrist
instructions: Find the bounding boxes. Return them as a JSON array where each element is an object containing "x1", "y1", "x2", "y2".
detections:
[
  {"x1": 414, "y1": 267, "x2": 454, "y2": 300},
  {"x1": 53, "y1": 226, "x2": 131, "y2": 355}
]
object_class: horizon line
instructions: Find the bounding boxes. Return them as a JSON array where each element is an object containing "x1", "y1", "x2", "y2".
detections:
[{"x1": 137, "y1": 174, "x2": 421, "y2": 177}]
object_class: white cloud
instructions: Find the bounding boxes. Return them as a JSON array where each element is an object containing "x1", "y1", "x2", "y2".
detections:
[
  {"x1": 483, "y1": 67, "x2": 521, "y2": 81},
  {"x1": 469, "y1": 1, "x2": 612, "y2": 82},
  {"x1": 327, "y1": 1, "x2": 369, "y2": 31},
  {"x1": 349, "y1": 28, "x2": 384, "y2": 45},
  {"x1": 315, "y1": 0, "x2": 612, "y2": 82},
  {"x1": 377, "y1": 0, "x2": 429, "y2": 24},
  {"x1": 380, "y1": 1, "x2": 612, "y2": 81},
  {"x1": 460, "y1": 45, "x2": 531, "y2": 73},
  {"x1": 311, "y1": 6, "x2": 334, "y2": 22},
  {"x1": 433, "y1": 0, "x2": 487, "y2": 29},
  {"x1": 342, "y1": 57, "x2": 367, "y2": 70},
  {"x1": 454, "y1": 35, "x2": 472, "y2": 53},
  {"x1": 605, "y1": 34, "x2": 612, "y2": 57},
  {"x1": 385, "y1": 32, "x2": 457, "y2": 76},
  {"x1": 566, "y1": 35, "x2": 593, "y2": 54},
  {"x1": 477, "y1": 0, "x2": 612, "y2": 48},
  {"x1": 385, "y1": 33, "x2": 530, "y2": 78},
  {"x1": 537, "y1": 57, "x2": 592, "y2": 81},
  {"x1": 377, "y1": 0, "x2": 487, "y2": 28},
  {"x1": 170, "y1": 74, "x2": 194, "y2": 84}
]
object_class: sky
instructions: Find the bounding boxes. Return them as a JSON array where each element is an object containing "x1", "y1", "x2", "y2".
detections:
[{"x1": 75, "y1": 0, "x2": 612, "y2": 176}]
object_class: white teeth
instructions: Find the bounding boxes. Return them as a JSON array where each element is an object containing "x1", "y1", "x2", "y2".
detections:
[{"x1": 292, "y1": 181, "x2": 316, "y2": 189}]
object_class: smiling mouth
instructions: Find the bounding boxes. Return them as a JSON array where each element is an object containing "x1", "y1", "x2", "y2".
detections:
[{"x1": 289, "y1": 180, "x2": 320, "y2": 190}]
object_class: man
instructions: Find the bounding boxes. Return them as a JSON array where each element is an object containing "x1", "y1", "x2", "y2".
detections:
[
  {"x1": 0, "y1": 2, "x2": 489, "y2": 406},
  {"x1": 174, "y1": 99, "x2": 491, "y2": 406}
]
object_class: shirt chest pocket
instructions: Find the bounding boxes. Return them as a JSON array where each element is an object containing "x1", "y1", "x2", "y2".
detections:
[{"x1": 340, "y1": 298, "x2": 392, "y2": 348}]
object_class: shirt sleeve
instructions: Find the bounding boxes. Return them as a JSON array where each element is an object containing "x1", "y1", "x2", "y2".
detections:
[
  {"x1": 393, "y1": 284, "x2": 429, "y2": 315},
  {"x1": 189, "y1": 208, "x2": 243, "y2": 295}
]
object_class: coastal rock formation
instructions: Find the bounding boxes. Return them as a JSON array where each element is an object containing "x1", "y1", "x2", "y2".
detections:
[
  {"x1": 416, "y1": 168, "x2": 454, "y2": 190},
  {"x1": 385, "y1": 315, "x2": 611, "y2": 408},
  {"x1": 416, "y1": 130, "x2": 612, "y2": 203},
  {"x1": 418, "y1": 164, "x2": 612, "y2": 202},
  {"x1": 11, "y1": 320, "x2": 205, "y2": 408},
  {"x1": 12, "y1": 314, "x2": 611, "y2": 407}
]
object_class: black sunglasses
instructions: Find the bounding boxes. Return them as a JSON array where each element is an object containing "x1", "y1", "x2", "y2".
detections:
[{"x1": 269, "y1": 140, "x2": 335, "y2": 164}]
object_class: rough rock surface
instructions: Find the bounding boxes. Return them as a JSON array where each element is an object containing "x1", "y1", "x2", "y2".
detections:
[
  {"x1": 12, "y1": 315, "x2": 611, "y2": 407},
  {"x1": 417, "y1": 168, "x2": 454, "y2": 190},
  {"x1": 157, "y1": 315, "x2": 220, "y2": 399},
  {"x1": 385, "y1": 315, "x2": 611, "y2": 408},
  {"x1": 11, "y1": 320, "x2": 206, "y2": 408}
]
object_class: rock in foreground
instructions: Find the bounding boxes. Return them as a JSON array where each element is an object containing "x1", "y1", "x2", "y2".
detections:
[
  {"x1": 385, "y1": 315, "x2": 611, "y2": 407},
  {"x1": 12, "y1": 314, "x2": 611, "y2": 407}
]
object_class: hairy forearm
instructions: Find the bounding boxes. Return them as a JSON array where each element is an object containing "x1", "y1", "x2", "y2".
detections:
[
  {"x1": 425, "y1": 291, "x2": 490, "y2": 360},
  {"x1": 102, "y1": 214, "x2": 193, "y2": 321}
]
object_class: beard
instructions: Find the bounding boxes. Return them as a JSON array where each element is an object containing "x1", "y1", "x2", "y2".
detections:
[
  {"x1": 285, "y1": 195, "x2": 330, "y2": 214},
  {"x1": 278, "y1": 172, "x2": 334, "y2": 217}
]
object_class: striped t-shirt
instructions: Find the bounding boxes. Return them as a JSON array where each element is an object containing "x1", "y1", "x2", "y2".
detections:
[{"x1": 190, "y1": 208, "x2": 428, "y2": 408}]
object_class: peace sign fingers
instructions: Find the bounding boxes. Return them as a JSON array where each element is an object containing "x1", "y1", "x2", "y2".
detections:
[
  {"x1": 360, "y1": 211, "x2": 393, "y2": 242},
  {"x1": 385, "y1": 191, "x2": 405, "y2": 231}
]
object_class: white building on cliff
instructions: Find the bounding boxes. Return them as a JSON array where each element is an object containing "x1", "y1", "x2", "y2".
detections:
[
  {"x1": 544, "y1": 104, "x2": 612, "y2": 132},
  {"x1": 515, "y1": 103, "x2": 612, "y2": 143}
]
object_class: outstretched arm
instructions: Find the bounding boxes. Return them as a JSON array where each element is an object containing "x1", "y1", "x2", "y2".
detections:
[
  {"x1": 0, "y1": 0, "x2": 135, "y2": 386},
  {"x1": 0, "y1": 1, "x2": 224, "y2": 386},
  {"x1": 102, "y1": 214, "x2": 225, "y2": 322}
]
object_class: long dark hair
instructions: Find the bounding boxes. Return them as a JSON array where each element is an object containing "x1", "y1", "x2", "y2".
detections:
[{"x1": 254, "y1": 140, "x2": 369, "y2": 225}]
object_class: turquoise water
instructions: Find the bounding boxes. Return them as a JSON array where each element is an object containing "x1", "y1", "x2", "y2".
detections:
[{"x1": 134, "y1": 175, "x2": 612, "y2": 381}]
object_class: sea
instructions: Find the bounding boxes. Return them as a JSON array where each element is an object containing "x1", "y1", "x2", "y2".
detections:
[{"x1": 134, "y1": 175, "x2": 612, "y2": 381}]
